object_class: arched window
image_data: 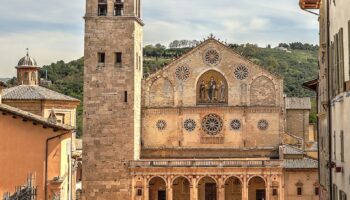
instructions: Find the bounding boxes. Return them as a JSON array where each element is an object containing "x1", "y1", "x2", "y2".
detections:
[{"x1": 196, "y1": 70, "x2": 228, "y2": 105}]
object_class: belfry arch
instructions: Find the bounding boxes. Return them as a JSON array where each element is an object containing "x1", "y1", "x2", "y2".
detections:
[{"x1": 196, "y1": 70, "x2": 228, "y2": 105}]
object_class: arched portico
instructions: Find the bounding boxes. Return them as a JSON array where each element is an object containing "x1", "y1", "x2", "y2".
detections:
[
  {"x1": 224, "y1": 176, "x2": 242, "y2": 200},
  {"x1": 172, "y1": 176, "x2": 191, "y2": 200},
  {"x1": 248, "y1": 176, "x2": 266, "y2": 200},
  {"x1": 149, "y1": 176, "x2": 167, "y2": 200},
  {"x1": 198, "y1": 176, "x2": 218, "y2": 200}
]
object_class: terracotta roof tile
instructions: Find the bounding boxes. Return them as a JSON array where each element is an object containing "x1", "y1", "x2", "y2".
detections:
[{"x1": 2, "y1": 85, "x2": 79, "y2": 102}]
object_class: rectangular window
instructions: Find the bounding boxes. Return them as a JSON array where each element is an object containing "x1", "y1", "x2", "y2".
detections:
[
  {"x1": 114, "y1": 0, "x2": 124, "y2": 16},
  {"x1": 339, "y1": 28, "x2": 345, "y2": 92},
  {"x1": 98, "y1": 0, "x2": 108, "y2": 16},
  {"x1": 272, "y1": 189, "x2": 278, "y2": 196},
  {"x1": 98, "y1": 52, "x2": 106, "y2": 63},
  {"x1": 137, "y1": 189, "x2": 142, "y2": 196},
  {"x1": 124, "y1": 91, "x2": 128, "y2": 103},
  {"x1": 334, "y1": 131, "x2": 337, "y2": 160},
  {"x1": 333, "y1": 184, "x2": 338, "y2": 200},
  {"x1": 341, "y1": 131, "x2": 344, "y2": 162},
  {"x1": 115, "y1": 52, "x2": 122, "y2": 65},
  {"x1": 315, "y1": 187, "x2": 319, "y2": 196},
  {"x1": 340, "y1": 190, "x2": 347, "y2": 200},
  {"x1": 56, "y1": 113, "x2": 65, "y2": 124},
  {"x1": 297, "y1": 187, "x2": 303, "y2": 196},
  {"x1": 335, "y1": 34, "x2": 340, "y2": 94}
]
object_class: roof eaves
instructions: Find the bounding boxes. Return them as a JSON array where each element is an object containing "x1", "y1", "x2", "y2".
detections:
[{"x1": 0, "y1": 104, "x2": 74, "y2": 131}]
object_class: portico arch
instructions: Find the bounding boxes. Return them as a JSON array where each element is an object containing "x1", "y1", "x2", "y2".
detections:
[
  {"x1": 248, "y1": 176, "x2": 266, "y2": 200},
  {"x1": 198, "y1": 176, "x2": 218, "y2": 200},
  {"x1": 172, "y1": 176, "x2": 190, "y2": 200},
  {"x1": 149, "y1": 176, "x2": 167, "y2": 200},
  {"x1": 225, "y1": 176, "x2": 242, "y2": 200}
]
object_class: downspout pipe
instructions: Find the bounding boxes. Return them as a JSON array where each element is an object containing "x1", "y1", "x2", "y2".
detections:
[
  {"x1": 326, "y1": 0, "x2": 333, "y2": 198},
  {"x1": 45, "y1": 131, "x2": 70, "y2": 200}
]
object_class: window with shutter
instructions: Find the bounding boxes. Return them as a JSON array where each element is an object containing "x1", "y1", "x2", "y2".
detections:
[
  {"x1": 339, "y1": 28, "x2": 344, "y2": 92},
  {"x1": 340, "y1": 131, "x2": 344, "y2": 162}
]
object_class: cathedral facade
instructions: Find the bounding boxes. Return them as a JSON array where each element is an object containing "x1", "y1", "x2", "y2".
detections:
[{"x1": 82, "y1": 0, "x2": 318, "y2": 200}]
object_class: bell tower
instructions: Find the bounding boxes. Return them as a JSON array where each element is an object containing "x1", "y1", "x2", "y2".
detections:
[
  {"x1": 16, "y1": 50, "x2": 40, "y2": 86},
  {"x1": 82, "y1": 0, "x2": 143, "y2": 199}
]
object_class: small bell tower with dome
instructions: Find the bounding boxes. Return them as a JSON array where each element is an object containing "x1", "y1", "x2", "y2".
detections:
[{"x1": 16, "y1": 49, "x2": 40, "y2": 85}]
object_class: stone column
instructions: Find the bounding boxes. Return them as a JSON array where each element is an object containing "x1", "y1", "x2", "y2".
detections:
[
  {"x1": 279, "y1": 175, "x2": 284, "y2": 200},
  {"x1": 190, "y1": 177, "x2": 198, "y2": 200},
  {"x1": 243, "y1": 175, "x2": 248, "y2": 200},
  {"x1": 266, "y1": 176, "x2": 270, "y2": 200},
  {"x1": 143, "y1": 177, "x2": 149, "y2": 200},
  {"x1": 167, "y1": 177, "x2": 173, "y2": 200},
  {"x1": 218, "y1": 177, "x2": 225, "y2": 200}
]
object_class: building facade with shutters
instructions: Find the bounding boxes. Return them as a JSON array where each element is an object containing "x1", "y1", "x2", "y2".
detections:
[
  {"x1": 82, "y1": 0, "x2": 319, "y2": 200},
  {"x1": 299, "y1": 0, "x2": 350, "y2": 199}
]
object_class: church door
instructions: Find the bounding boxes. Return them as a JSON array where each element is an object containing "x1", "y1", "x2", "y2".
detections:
[
  {"x1": 158, "y1": 190, "x2": 166, "y2": 200},
  {"x1": 256, "y1": 189, "x2": 266, "y2": 200},
  {"x1": 205, "y1": 183, "x2": 217, "y2": 200}
]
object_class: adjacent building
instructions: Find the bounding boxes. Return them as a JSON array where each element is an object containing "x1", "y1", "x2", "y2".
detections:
[
  {"x1": 82, "y1": 0, "x2": 319, "y2": 199},
  {"x1": 2, "y1": 52, "x2": 80, "y2": 127},
  {"x1": 0, "y1": 85, "x2": 74, "y2": 200},
  {"x1": 300, "y1": 0, "x2": 350, "y2": 199},
  {"x1": 0, "y1": 53, "x2": 80, "y2": 200}
]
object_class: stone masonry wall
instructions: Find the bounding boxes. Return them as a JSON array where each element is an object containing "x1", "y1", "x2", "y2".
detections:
[{"x1": 82, "y1": 0, "x2": 143, "y2": 198}]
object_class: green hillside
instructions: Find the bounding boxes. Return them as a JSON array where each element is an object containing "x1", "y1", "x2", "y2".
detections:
[{"x1": 35, "y1": 42, "x2": 318, "y2": 137}]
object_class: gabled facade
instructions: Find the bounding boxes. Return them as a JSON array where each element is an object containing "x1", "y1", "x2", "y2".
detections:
[{"x1": 82, "y1": 1, "x2": 319, "y2": 200}]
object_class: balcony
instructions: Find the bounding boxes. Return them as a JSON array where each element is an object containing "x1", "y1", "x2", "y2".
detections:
[
  {"x1": 129, "y1": 159, "x2": 282, "y2": 168},
  {"x1": 299, "y1": 0, "x2": 321, "y2": 9}
]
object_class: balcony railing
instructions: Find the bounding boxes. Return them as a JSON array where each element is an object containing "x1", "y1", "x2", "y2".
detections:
[{"x1": 129, "y1": 160, "x2": 282, "y2": 168}]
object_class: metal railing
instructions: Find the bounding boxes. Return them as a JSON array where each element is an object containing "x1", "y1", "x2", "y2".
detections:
[
  {"x1": 3, "y1": 174, "x2": 37, "y2": 200},
  {"x1": 130, "y1": 159, "x2": 282, "y2": 168}
]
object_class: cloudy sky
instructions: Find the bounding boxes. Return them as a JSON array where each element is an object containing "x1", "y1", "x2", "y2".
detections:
[{"x1": 0, "y1": 0, "x2": 318, "y2": 77}]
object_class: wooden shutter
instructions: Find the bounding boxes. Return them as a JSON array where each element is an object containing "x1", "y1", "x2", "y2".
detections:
[
  {"x1": 339, "y1": 28, "x2": 344, "y2": 92},
  {"x1": 348, "y1": 21, "x2": 350, "y2": 80}
]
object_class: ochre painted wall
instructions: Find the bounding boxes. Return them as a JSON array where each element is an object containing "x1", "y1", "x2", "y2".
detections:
[{"x1": 0, "y1": 113, "x2": 70, "y2": 200}]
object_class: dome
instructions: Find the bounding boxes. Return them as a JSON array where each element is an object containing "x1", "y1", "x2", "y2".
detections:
[{"x1": 17, "y1": 53, "x2": 38, "y2": 67}]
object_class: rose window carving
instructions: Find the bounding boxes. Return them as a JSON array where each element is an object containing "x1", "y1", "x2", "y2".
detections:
[
  {"x1": 230, "y1": 119, "x2": 242, "y2": 130},
  {"x1": 175, "y1": 66, "x2": 190, "y2": 81},
  {"x1": 184, "y1": 119, "x2": 196, "y2": 132},
  {"x1": 258, "y1": 119, "x2": 269, "y2": 130},
  {"x1": 201, "y1": 114, "x2": 223, "y2": 135},
  {"x1": 234, "y1": 65, "x2": 249, "y2": 80},
  {"x1": 156, "y1": 120, "x2": 167, "y2": 131},
  {"x1": 204, "y1": 49, "x2": 221, "y2": 65}
]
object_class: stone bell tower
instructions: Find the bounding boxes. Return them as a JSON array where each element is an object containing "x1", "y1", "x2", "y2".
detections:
[{"x1": 82, "y1": 0, "x2": 143, "y2": 199}]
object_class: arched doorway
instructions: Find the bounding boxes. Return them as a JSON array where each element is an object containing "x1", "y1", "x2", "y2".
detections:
[
  {"x1": 149, "y1": 177, "x2": 167, "y2": 200},
  {"x1": 173, "y1": 176, "x2": 190, "y2": 200},
  {"x1": 198, "y1": 176, "x2": 217, "y2": 200},
  {"x1": 196, "y1": 70, "x2": 228, "y2": 105},
  {"x1": 225, "y1": 176, "x2": 242, "y2": 200},
  {"x1": 248, "y1": 176, "x2": 266, "y2": 200}
]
